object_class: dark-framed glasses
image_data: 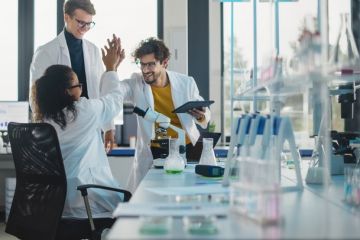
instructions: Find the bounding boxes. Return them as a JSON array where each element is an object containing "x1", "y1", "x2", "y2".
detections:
[
  {"x1": 68, "y1": 83, "x2": 83, "y2": 89},
  {"x1": 136, "y1": 61, "x2": 158, "y2": 70},
  {"x1": 74, "y1": 18, "x2": 95, "y2": 29}
]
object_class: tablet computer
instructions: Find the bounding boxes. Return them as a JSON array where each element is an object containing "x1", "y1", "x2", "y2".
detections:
[{"x1": 172, "y1": 100, "x2": 214, "y2": 113}]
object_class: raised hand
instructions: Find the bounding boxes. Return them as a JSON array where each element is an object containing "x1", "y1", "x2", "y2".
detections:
[
  {"x1": 101, "y1": 36, "x2": 120, "y2": 72},
  {"x1": 110, "y1": 34, "x2": 125, "y2": 69}
]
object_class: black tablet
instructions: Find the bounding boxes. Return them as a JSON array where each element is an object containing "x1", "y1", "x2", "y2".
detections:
[{"x1": 172, "y1": 100, "x2": 214, "y2": 113}]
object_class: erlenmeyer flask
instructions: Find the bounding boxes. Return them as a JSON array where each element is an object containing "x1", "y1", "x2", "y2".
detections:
[
  {"x1": 164, "y1": 138, "x2": 185, "y2": 174},
  {"x1": 199, "y1": 138, "x2": 217, "y2": 166},
  {"x1": 329, "y1": 13, "x2": 360, "y2": 70}
]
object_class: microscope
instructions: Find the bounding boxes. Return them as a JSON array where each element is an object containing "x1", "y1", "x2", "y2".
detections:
[
  {"x1": 331, "y1": 131, "x2": 360, "y2": 165},
  {"x1": 329, "y1": 83, "x2": 360, "y2": 174},
  {"x1": 338, "y1": 84, "x2": 355, "y2": 119},
  {"x1": 133, "y1": 106, "x2": 186, "y2": 167}
]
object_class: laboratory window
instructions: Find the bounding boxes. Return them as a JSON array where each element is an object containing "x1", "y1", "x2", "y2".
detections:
[
  {"x1": 222, "y1": 0, "x2": 349, "y2": 148},
  {"x1": 0, "y1": 1, "x2": 18, "y2": 101},
  {"x1": 34, "y1": 0, "x2": 57, "y2": 50},
  {"x1": 86, "y1": 0, "x2": 158, "y2": 80}
]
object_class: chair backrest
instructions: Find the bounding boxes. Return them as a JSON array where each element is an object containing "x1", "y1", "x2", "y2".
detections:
[{"x1": 6, "y1": 122, "x2": 67, "y2": 240}]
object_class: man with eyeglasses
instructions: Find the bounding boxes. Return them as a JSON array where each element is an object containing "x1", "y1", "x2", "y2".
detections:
[
  {"x1": 30, "y1": 0, "x2": 117, "y2": 151},
  {"x1": 118, "y1": 37, "x2": 211, "y2": 193}
]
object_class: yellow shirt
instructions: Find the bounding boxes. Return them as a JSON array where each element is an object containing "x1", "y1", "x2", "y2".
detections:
[{"x1": 151, "y1": 83, "x2": 191, "y2": 144}]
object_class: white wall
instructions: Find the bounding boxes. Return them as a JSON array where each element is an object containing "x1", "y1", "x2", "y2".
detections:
[{"x1": 163, "y1": 0, "x2": 188, "y2": 74}]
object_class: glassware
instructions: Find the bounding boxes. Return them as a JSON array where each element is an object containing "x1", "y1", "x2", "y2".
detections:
[
  {"x1": 164, "y1": 138, "x2": 185, "y2": 174},
  {"x1": 198, "y1": 138, "x2": 217, "y2": 166},
  {"x1": 288, "y1": 15, "x2": 321, "y2": 75},
  {"x1": 230, "y1": 158, "x2": 281, "y2": 225},
  {"x1": 344, "y1": 167, "x2": 353, "y2": 203},
  {"x1": 351, "y1": 169, "x2": 360, "y2": 205},
  {"x1": 329, "y1": 13, "x2": 360, "y2": 71},
  {"x1": 183, "y1": 216, "x2": 218, "y2": 235},
  {"x1": 0, "y1": 134, "x2": 6, "y2": 154},
  {"x1": 139, "y1": 216, "x2": 172, "y2": 235}
]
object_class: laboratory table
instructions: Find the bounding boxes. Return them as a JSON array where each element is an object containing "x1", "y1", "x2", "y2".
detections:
[{"x1": 107, "y1": 165, "x2": 360, "y2": 239}]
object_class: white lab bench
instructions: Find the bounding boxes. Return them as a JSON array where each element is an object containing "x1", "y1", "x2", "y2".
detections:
[
  {"x1": 106, "y1": 165, "x2": 360, "y2": 239},
  {"x1": 0, "y1": 147, "x2": 227, "y2": 210}
]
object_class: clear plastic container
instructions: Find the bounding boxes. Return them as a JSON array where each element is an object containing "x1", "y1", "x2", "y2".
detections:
[{"x1": 230, "y1": 158, "x2": 281, "y2": 225}]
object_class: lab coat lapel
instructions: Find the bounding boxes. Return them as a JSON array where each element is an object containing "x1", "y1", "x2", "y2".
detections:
[
  {"x1": 143, "y1": 81, "x2": 154, "y2": 109},
  {"x1": 167, "y1": 71, "x2": 181, "y2": 109},
  {"x1": 143, "y1": 79, "x2": 155, "y2": 139},
  {"x1": 57, "y1": 31, "x2": 71, "y2": 66},
  {"x1": 167, "y1": 71, "x2": 199, "y2": 145},
  {"x1": 82, "y1": 41, "x2": 93, "y2": 98}
]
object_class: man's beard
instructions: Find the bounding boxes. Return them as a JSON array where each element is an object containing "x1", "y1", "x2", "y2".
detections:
[
  {"x1": 143, "y1": 72, "x2": 159, "y2": 85},
  {"x1": 144, "y1": 78, "x2": 157, "y2": 85}
]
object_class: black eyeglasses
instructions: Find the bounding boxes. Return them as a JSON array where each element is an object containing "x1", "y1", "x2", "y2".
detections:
[
  {"x1": 68, "y1": 83, "x2": 83, "y2": 89},
  {"x1": 74, "y1": 18, "x2": 95, "y2": 29}
]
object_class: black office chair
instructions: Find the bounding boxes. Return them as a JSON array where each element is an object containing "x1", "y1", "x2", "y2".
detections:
[{"x1": 5, "y1": 122, "x2": 132, "y2": 240}]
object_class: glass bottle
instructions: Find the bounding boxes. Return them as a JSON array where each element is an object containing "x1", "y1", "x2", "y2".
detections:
[
  {"x1": 0, "y1": 133, "x2": 5, "y2": 154},
  {"x1": 198, "y1": 138, "x2": 217, "y2": 166},
  {"x1": 164, "y1": 138, "x2": 185, "y2": 174},
  {"x1": 329, "y1": 13, "x2": 360, "y2": 70}
]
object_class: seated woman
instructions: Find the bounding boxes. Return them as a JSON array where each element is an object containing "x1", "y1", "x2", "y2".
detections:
[{"x1": 31, "y1": 37, "x2": 126, "y2": 218}]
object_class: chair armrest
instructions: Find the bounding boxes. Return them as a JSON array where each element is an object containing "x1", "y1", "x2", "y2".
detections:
[{"x1": 77, "y1": 184, "x2": 132, "y2": 202}]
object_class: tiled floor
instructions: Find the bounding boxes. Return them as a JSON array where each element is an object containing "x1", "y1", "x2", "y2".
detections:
[{"x1": 0, "y1": 222, "x2": 17, "y2": 240}]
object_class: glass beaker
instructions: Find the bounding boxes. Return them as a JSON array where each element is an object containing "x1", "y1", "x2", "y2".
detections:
[
  {"x1": 351, "y1": 169, "x2": 360, "y2": 205},
  {"x1": 198, "y1": 138, "x2": 217, "y2": 166},
  {"x1": 164, "y1": 138, "x2": 185, "y2": 174},
  {"x1": 183, "y1": 216, "x2": 218, "y2": 235},
  {"x1": 329, "y1": 13, "x2": 360, "y2": 70},
  {"x1": 344, "y1": 167, "x2": 353, "y2": 203},
  {"x1": 139, "y1": 216, "x2": 172, "y2": 235}
]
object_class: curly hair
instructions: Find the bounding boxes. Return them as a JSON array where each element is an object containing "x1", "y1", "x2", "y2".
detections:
[
  {"x1": 132, "y1": 37, "x2": 170, "y2": 64},
  {"x1": 31, "y1": 65, "x2": 78, "y2": 130}
]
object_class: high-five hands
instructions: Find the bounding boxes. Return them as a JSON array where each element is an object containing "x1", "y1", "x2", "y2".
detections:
[
  {"x1": 101, "y1": 34, "x2": 125, "y2": 152},
  {"x1": 101, "y1": 34, "x2": 125, "y2": 72},
  {"x1": 111, "y1": 34, "x2": 125, "y2": 69}
]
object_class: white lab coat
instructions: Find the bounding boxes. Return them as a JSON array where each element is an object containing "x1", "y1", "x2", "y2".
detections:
[
  {"x1": 30, "y1": 30, "x2": 103, "y2": 100},
  {"x1": 121, "y1": 71, "x2": 211, "y2": 193},
  {"x1": 47, "y1": 72, "x2": 125, "y2": 218},
  {"x1": 30, "y1": 30, "x2": 117, "y2": 130}
]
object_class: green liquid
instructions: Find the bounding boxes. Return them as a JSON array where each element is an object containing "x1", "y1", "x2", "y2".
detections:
[
  {"x1": 165, "y1": 169, "x2": 183, "y2": 174},
  {"x1": 140, "y1": 227, "x2": 168, "y2": 235},
  {"x1": 189, "y1": 226, "x2": 218, "y2": 235}
]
